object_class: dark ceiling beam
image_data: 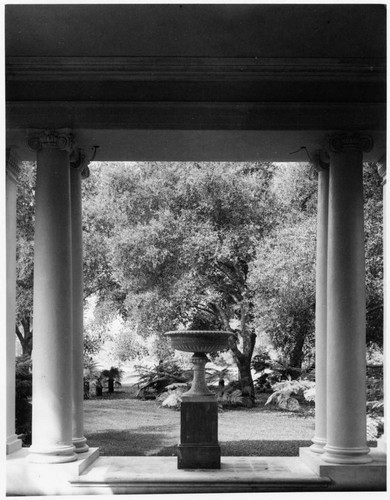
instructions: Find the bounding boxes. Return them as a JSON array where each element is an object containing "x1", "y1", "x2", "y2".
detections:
[{"x1": 6, "y1": 101, "x2": 385, "y2": 132}]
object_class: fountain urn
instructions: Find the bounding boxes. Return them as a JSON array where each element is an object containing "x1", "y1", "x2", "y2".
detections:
[{"x1": 165, "y1": 330, "x2": 234, "y2": 469}]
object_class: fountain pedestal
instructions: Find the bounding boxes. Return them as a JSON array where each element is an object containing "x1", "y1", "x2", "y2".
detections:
[
  {"x1": 165, "y1": 331, "x2": 234, "y2": 470},
  {"x1": 178, "y1": 353, "x2": 220, "y2": 469}
]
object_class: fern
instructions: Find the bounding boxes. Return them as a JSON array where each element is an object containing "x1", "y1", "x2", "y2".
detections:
[
  {"x1": 265, "y1": 376, "x2": 315, "y2": 411},
  {"x1": 158, "y1": 383, "x2": 190, "y2": 409},
  {"x1": 218, "y1": 389, "x2": 243, "y2": 406},
  {"x1": 367, "y1": 415, "x2": 383, "y2": 440}
]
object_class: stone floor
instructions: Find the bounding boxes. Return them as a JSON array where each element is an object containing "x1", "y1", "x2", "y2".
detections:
[
  {"x1": 7, "y1": 448, "x2": 387, "y2": 495},
  {"x1": 7, "y1": 449, "x2": 331, "y2": 495}
]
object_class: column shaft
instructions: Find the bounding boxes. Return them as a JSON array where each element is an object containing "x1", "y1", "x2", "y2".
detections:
[
  {"x1": 29, "y1": 144, "x2": 76, "y2": 463},
  {"x1": 323, "y1": 140, "x2": 371, "y2": 464},
  {"x1": 70, "y1": 166, "x2": 89, "y2": 453},
  {"x1": 6, "y1": 150, "x2": 23, "y2": 454},
  {"x1": 310, "y1": 167, "x2": 329, "y2": 453}
]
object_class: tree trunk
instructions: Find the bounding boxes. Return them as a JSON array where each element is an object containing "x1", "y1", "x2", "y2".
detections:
[
  {"x1": 108, "y1": 378, "x2": 114, "y2": 393},
  {"x1": 288, "y1": 328, "x2": 306, "y2": 378},
  {"x1": 211, "y1": 301, "x2": 257, "y2": 404},
  {"x1": 229, "y1": 331, "x2": 257, "y2": 405},
  {"x1": 236, "y1": 358, "x2": 255, "y2": 405},
  {"x1": 15, "y1": 316, "x2": 33, "y2": 357}
]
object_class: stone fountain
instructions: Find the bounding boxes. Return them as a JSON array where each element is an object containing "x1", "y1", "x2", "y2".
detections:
[{"x1": 165, "y1": 330, "x2": 235, "y2": 469}]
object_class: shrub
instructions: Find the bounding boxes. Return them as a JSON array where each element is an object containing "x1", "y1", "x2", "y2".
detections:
[
  {"x1": 101, "y1": 366, "x2": 124, "y2": 393},
  {"x1": 157, "y1": 382, "x2": 190, "y2": 409},
  {"x1": 366, "y1": 343, "x2": 383, "y2": 365},
  {"x1": 251, "y1": 352, "x2": 272, "y2": 372},
  {"x1": 252, "y1": 352, "x2": 312, "y2": 393},
  {"x1": 134, "y1": 359, "x2": 192, "y2": 399},
  {"x1": 218, "y1": 387, "x2": 244, "y2": 408},
  {"x1": 367, "y1": 402, "x2": 384, "y2": 440},
  {"x1": 366, "y1": 362, "x2": 384, "y2": 439},
  {"x1": 15, "y1": 355, "x2": 32, "y2": 445},
  {"x1": 83, "y1": 357, "x2": 101, "y2": 399},
  {"x1": 157, "y1": 380, "x2": 246, "y2": 411},
  {"x1": 265, "y1": 376, "x2": 315, "y2": 411},
  {"x1": 154, "y1": 362, "x2": 247, "y2": 410}
]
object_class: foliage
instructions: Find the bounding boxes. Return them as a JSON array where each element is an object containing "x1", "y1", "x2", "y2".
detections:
[
  {"x1": 83, "y1": 357, "x2": 102, "y2": 399},
  {"x1": 156, "y1": 379, "x2": 246, "y2": 411},
  {"x1": 251, "y1": 351, "x2": 273, "y2": 373},
  {"x1": 134, "y1": 359, "x2": 192, "y2": 399},
  {"x1": 217, "y1": 386, "x2": 245, "y2": 408},
  {"x1": 15, "y1": 355, "x2": 32, "y2": 444},
  {"x1": 83, "y1": 332, "x2": 104, "y2": 360},
  {"x1": 106, "y1": 322, "x2": 150, "y2": 362},
  {"x1": 101, "y1": 366, "x2": 124, "y2": 393},
  {"x1": 366, "y1": 343, "x2": 384, "y2": 365},
  {"x1": 367, "y1": 413, "x2": 383, "y2": 441},
  {"x1": 250, "y1": 214, "x2": 316, "y2": 373},
  {"x1": 363, "y1": 163, "x2": 384, "y2": 346},
  {"x1": 366, "y1": 363, "x2": 384, "y2": 439},
  {"x1": 265, "y1": 376, "x2": 315, "y2": 411},
  {"x1": 138, "y1": 357, "x2": 246, "y2": 409},
  {"x1": 264, "y1": 361, "x2": 384, "y2": 439},
  {"x1": 15, "y1": 162, "x2": 36, "y2": 356},
  {"x1": 83, "y1": 357, "x2": 101, "y2": 381},
  {"x1": 83, "y1": 161, "x2": 278, "y2": 400},
  {"x1": 249, "y1": 164, "x2": 317, "y2": 372},
  {"x1": 157, "y1": 383, "x2": 190, "y2": 409},
  {"x1": 251, "y1": 350, "x2": 312, "y2": 390}
]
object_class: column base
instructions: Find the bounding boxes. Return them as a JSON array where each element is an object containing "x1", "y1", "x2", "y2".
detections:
[
  {"x1": 28, "y1": 444, "x2": 77, "y2": 464},
  {"x1": 6, "y1": 434, "x2": 23, "y2": 454},
  {"x1": 322, "y1": 444, "x2": 372, "y2": 464},
  {"x1": 310, "y1": 436, "x2": 326, "y2": 454},
  {"x1": 300, "y1": 447, "x2": 386, "y2": 490},
  {"x1": 73, "y1": 436, "x2": 89, "y2": 453},
  {"x1": 178, "y1": 443, "x2": 221, "y2": 469}
]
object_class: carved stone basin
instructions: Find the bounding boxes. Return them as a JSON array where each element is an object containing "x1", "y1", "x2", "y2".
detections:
[{"x1": 165, "y1": 330, "x2": 234, "y2": 353}]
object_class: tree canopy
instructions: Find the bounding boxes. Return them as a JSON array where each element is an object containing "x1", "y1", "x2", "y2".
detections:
[{"x1": 82, "y1": 162, "x2": 278, "y2": 399}]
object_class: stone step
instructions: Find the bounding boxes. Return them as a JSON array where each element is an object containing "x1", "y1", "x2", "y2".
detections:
[{"x1": 69, "y1": 456, "x2": 331, "y2": 494}]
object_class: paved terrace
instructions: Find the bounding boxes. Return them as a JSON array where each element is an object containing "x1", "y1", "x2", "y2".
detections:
[{"x1": 7, "y1": 446, "x2": 387, "y2": 495}]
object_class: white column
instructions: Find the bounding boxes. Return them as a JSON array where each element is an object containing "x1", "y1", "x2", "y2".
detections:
[
  {"x1": 310, "y1": 152, "x2": 329, "y2": 454},
  {"x1": 28, "y1": 130, "x2": 77, "y2": 463},
  {"x1": 323, "y1": 133, "x2": 372, "y2": 464},
  {"x1": 6, "y1": 149, "x2": 23, "y2": 454},
  {"x1": 70, "y1": 151, "x2": 90, "y2": 453}
]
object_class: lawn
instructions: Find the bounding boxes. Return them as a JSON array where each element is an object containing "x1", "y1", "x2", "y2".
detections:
[{"x1": 84, "y1": 386, "x2": 315, "y2": 456}]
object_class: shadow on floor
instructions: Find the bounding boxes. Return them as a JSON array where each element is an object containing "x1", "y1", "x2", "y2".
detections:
[
  {"x1": 221, "y1": 440, "x2": 312, "y2": 456},
  {"x1": 85, "y1": 432, "x2": 379, "y2": 458},
  {"x1": 153, "y1": 441, "x2": 315, "y2": 457},
  {"x1": 86, "y1": 425, "x2": 178, "y2": 456},
  {"x1": 85, "y1": 430, "x2": 314, "y2": 457}
]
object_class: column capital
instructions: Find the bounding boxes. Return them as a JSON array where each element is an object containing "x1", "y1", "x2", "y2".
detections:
[
  {"x1": 70, "y1": 148, "x2": 91, "y2": 179},
  {"x1": 327, "y1": 133, "x2": 373, "y2": 153},
  {"x1": 27, "y1": 129, "x2": 75, "y2": 153},
  {"x1": 310, "y1": 149, "x2": 330, "y2": 174},
  {"x1": 377, "y1": 155, "x2": 386, "y2": 185},
  {"x1": 6, "y1": 148, "x2": 21, "y2": 183}
]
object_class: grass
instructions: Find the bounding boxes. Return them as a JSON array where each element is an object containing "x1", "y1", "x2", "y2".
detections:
[{"x1": 84, "y1": 385, "x2": 316, "y2": 456}]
